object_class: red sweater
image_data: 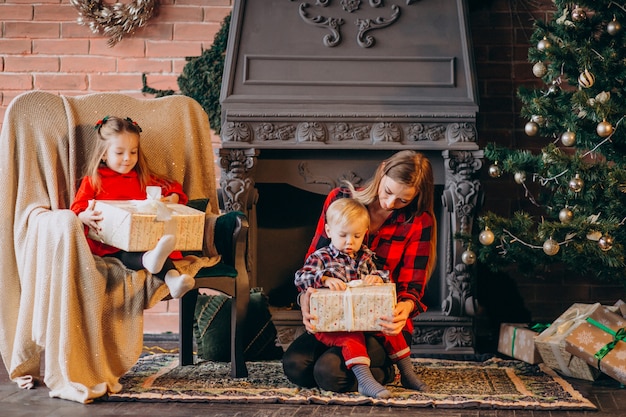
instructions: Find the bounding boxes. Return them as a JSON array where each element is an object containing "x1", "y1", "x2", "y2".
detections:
[{"x1": 70, "y1": 166, "x2": 188, "y2": 256}]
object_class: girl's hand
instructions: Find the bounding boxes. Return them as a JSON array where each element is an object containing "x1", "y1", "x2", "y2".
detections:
[
  {"x1": 78, "y1": 200, "x2": 103, "y2": 232},
  {"x1": 379, "y1": 300, "x2": 414, "y2": 336},
  {"x1": 324, "y1": 277, "x2": 347, "y2": 291},
  {"x1": 300, "y1": 287, "x2": 318, "y2": 333},
  {"x1": 161, "y1": 193, "x2": 179, "y2": 203},
  {"x1": 363, "y1": 274, "x2": 384, "y2": 285}
]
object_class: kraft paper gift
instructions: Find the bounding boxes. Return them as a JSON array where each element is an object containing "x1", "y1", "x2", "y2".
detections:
[
  {"x1": 310, "y1": 282, "x2": 396, "y2": 332},
  {"x1": 498, "y1": 323, "x2": 545, "y2": 364},
  {"x1": 87, "y1": 200, "x2": 205, "y2": 252},
  {"x1": 565, "y1": 306, "x2": 626, "y2": 385},
  {"x1": 535, "y1": 303, "x2": 602, "y2": 381}
]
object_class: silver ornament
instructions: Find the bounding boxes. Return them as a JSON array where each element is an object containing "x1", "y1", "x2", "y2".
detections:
[
  {"x1": 608, "y1": 19, "x2": 622, "y2": 36},
  {"x1": 597, "y1": 120, "x2": 614, "y2": 137},
  {"x1": 560, "y1": 130, "x2": 576, "y2": 147},
  {"x1": 571, "y1": 7, "x2": 587, "y2": 22},
  {"x1": 568, "y1": 174, "x2": 584, "y2": 193},
  {"x1": 531, "y1": 114, "x2": 546, "y2": 126},
  {"x1": 558, "y1": 207, "x2": 573, "y2": 223},
  {"x1": 542, "y1": 238, "x2": 560, "y2": 256},
  {"x1": 532, "y1": 61, "x2": 547, "y2": 78},
  {"x1": 598, "y1": 235, "x2": 614, "y2": 251},
  {"x1": 461, "y1": 249, "x2": 476, "y2": 265},
  {"x1": 537, "y1": 37, "x2": 551, "y2": 51},
  {"x1": 514, "y1": 172, "x2": 526, "y2": 184},
  {"x1": 479, "y1": 229, "x2": 495, "y2": 246}
]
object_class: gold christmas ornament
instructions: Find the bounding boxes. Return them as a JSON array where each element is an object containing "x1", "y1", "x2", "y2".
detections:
[
  {"x1": 571, "y1": 6, "x2": 587, "y2": 22},
  {"x1": 514, "y1": 172, "x2": 526, "y2": 184},
  {"x1": 608, "y1": 18, "x2": 622, "y2": 36},
  {"x1": 461, "y1": 249, "x2": 476, "y2": 265},
  {"x1": 532, "y1": 61, "x2": 548, "y2": 78},
  {"x1": 559, "y1": 207, "x2": 574, "y2": 223},
  {"x1": 578, "y1": 69, "x2": 595, "y2": 88},
  {"x1": 479, "y1": 228, "x2": 495, "y2": 246},
  {"x1": 525, "y1": 121, "x2": 539, "y2": 136},
  {"x1": 560, "y1": 130, "x2": 576, "y2": 147},
  {"x1": 537, "y1": 37, "x2": 551, "y2": 51},
  {"x1": 70, "y1": 0, "x2": 158, "y2": 47},
  {"x1": 568, "y1": 174, "x2": 584, "y2": 193},
  {"x1": 598, "y1": 234, "x2": 614, "y2": 251},
  {"x1": 488, "y1": 163, "x2": 502, "y2": 178},
  {"x1": 542, "y1": 238, "x2": 560, "y2": 256},
  {"x1": 597, "y1": 120, "x2": 614, "y2": 137}
]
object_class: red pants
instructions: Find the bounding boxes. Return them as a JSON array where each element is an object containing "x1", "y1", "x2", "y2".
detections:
[{"x1": 314, "y1": 331, "x2": 410, "y2": 368}]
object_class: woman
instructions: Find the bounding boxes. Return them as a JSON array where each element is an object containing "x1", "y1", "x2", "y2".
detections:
[{"x1": 282, "y1": 150, "x2": 437, "y2": 393}]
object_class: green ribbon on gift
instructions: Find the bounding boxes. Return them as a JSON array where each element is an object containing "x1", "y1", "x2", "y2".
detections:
[
  {"x1": 510, "y1": 323, "x2": 549, "y2": 358},
  {"x1": 585, "y1": 317, "x2": 626, "y2": 370}
]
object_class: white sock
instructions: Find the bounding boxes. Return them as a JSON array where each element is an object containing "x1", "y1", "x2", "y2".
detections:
[
  {"x1": 164, "y1": 270, "x2": 195, "y2": 299},
  {"x1": 142, "y1": 235, "x2": 176, "y2": 274}
]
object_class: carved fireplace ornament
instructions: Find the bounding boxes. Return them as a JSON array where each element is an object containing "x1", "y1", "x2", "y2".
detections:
[{"x1": 289, "y1": 0, "x2": 422, "y2": 48}]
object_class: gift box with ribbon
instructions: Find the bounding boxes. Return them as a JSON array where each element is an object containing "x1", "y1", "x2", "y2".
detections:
[
  {"x1": 87, "y1": 199, "x2": 205, "y2": 252},
  {"x1": 534, "y1": 303, "x2": 602, "y2": 381},
  {"x1": 565, "y1": 305, "x2": 626, "y2": 385},
  {"x1": 310, "y1": 282, "x2": 396, "y2": 332},
  {"x1": 497, "y1": 323, "x2": 547, "y2": 364}
]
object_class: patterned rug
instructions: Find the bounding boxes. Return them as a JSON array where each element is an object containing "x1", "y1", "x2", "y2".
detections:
[{"x1": 108, "y1": 354, "x2": 596, "y2": 410}]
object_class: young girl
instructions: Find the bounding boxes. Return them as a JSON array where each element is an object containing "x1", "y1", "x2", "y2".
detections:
[{"x1": 70, "y1": 116, "x2": 195, "y2": 299}]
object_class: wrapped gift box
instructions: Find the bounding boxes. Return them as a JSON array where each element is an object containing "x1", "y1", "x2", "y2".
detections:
[
  {"x1": 310, "y1": 283, "x2": 396, "y2": 332},
  {"x1": 565, "y1": 305, "x2": 626, "y2": 385},
  {"x1": 87, "y1": 200, "x2": 205, "y2": 252},
  {"x1": 497, "y1": 323, "x2": 543, "y2": 364},
  {"x1": 535, "y1": 303, "x2": 602, "y2": 381}
]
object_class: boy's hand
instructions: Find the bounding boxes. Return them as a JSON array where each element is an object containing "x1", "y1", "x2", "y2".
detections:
[
  {"x1": 363, "y1": 274, "x2": 384, "y2": 285},
  {"x1": 323, "y1": 277, "x2": 347, "y2": 291}
]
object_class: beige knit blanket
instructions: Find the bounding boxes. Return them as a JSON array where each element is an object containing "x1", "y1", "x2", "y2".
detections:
[{"x1": 0, "y1": 91, "x2": 219, "y2": 403}]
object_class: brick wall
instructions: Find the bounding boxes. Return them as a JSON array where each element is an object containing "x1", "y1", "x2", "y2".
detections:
[{"x1": 1, "y1": 0, "x2": 623, "y2": 326}]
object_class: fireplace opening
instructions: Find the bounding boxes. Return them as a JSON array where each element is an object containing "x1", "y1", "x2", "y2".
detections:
[{"x1": 257, "y1": 182, "x2": 444, "y2": 312}]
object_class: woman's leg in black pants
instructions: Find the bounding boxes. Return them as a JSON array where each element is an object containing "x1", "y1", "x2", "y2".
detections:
[{"x1": 282, "y1": 331, "x2": 397, "y2": 392}]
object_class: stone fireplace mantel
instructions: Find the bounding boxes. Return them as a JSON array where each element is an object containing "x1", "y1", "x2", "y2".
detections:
[{"x1": 219, "y1": 0, "x2": 482, "y2": 355}]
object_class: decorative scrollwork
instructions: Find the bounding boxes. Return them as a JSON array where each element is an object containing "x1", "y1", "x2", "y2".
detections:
[
  {"x1": 447, "y1": 122, "x2": 477, "y2": 143},
  {"x1": 297, "y1": 122, "x2": 327, "y2": 142},
  {"x1": 298, "y1": 3, "x2": 345, "y2": 47},
  {"x1": 356, "y1": 4, "x2": 400, "y2": 48},
  {"x1": 256, "y1": 123, "x2": 297, "y2": 141},
  {"x1": 70, "y1": 0, "x2": 158, "y2": 47},
  {"x1": 372, "y1": 122, "x2": 402, "y2": 143},
  {"x1": 222, "y1": 122, "x2": 253, "y2": 142}
]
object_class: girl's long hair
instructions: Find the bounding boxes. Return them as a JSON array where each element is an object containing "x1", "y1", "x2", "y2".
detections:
[
  {"x1": 347, "y1": 150, "x2": 437, "y2": 282},
  {"x1": 86, "y1": 116, "x2": 151, "y2": 193}
]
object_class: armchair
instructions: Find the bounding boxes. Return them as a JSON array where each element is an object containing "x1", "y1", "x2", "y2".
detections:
[{"x1": 0, "y1": 91, "x2": 250, "y2": 403}]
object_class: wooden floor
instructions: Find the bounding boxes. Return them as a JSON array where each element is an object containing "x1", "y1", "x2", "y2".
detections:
[{"x1": 1, "y1": 335, "x2": 624, "y2": 417}]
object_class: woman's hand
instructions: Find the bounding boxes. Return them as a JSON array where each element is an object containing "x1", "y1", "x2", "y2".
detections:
[
  {"x1": 379, "y1": 300, "x2": 414, "y2": 336},
  {"x1": 300, "y1": 287, "x2": 318, "y2": 333},
  {"x1": 78, "y1": 200, "x2": 103, "y2": 232}
]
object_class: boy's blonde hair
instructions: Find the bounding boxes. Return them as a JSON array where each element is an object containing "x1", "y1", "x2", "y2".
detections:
[{"x1": 325, "y1": 198, "x2": 369, "y2": 231}]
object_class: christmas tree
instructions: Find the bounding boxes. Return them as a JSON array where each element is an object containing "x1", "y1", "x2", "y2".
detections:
[{"x1": 466, "y1": 1, "x2": 626, "y2": 283}]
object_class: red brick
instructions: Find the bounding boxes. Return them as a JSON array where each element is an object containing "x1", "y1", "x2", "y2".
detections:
[
  {"x1": 174, "y1": 22, "x2": 220, "y2": 41},
  {"x1": 117, "y1": 58, "x2": 172, "y2": 73},
  {"x1": 173, "y1": 59, "x2": 189, "y2": 73},
  {"x1": 0, "y1": 74, "x2": 32, "y2": 90},
  {"x1": 178, "y1": 0, "x2": 232, "y2": 5},
  {"x1": 33, "y1": 39, "x2": 89, "y2": 55},
  {"x1": 134, "y1": 23, "x2": 174, "y2": 41},
  {"x1": 0, "y1": 4, "x2": 33, "y2": 20},
  {"x1": 5, "y1": 22, "x2": 60, "y2": 38},
  {"x1": 34, "y1": 4, "x2": 76, "y2": 21},
  {"x1": 146, "y1": 41, "x2": 202, "y2": 58},
  {"x1": 203, "y1": 7, "x2": 232, "y2": 23},
  {"x1": 142, "y1": 74, "x2": 180, "y2": 91},
  {"x1": 61, "y1": 21, "x2": 100, "y2": 39},
  {"x1": 158, "y1": 5, "x2": 204, "y2": 22},
  {"x1": 34, "y1": 74, "x2": 87, "y2": 90},
  {"x1": 4, "y1": 56, "x2": 59, "y2": 72},
  {"x1": 89, "y1": 73, "x2": 143, "y2": 91},
  {"x1": 61, "y1": 56, "x2": 116, "y2": 73},
  {"x1": 89, "y1": 38, "x2": 147, "y2": 57},
  {"x1": 0, "y1": 39, "x2": 32, "y2": 54}
]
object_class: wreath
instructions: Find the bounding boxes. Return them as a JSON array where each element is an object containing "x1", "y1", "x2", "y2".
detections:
[{"x1": 70, "y1": 0, "x2": 158, "y2": 47}]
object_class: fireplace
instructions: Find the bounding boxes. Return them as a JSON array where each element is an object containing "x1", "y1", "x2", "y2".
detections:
[{"x1": 218, "y1": 0, "x2": 483, "y2": 355}]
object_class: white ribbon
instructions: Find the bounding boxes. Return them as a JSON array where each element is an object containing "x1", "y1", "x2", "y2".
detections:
[
  {"x1": 343, "y1": 280, "x2": 364, "y2": 331},
  {"x1": 133, "y1": 186, "x2": 172, "y2": 221}
]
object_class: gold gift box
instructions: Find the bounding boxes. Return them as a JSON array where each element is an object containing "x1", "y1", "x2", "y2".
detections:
[
  {"x1": 310, "y1": 283, "x2": 396, "y2": 332},
  {"x1": 87, "y1": 200, "x2": 205, "y2": 252}
]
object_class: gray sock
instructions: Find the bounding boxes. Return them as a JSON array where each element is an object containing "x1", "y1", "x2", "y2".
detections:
[
  {"x1": 396, "y1": 357, "x2": 428, "y2": 391},
  {"x1": 352, "y1": 364, "x2": 391, "y2": 399}
]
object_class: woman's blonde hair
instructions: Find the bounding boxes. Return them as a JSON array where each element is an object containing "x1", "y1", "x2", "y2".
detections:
[
  {"x1": 86, "y1": 116, "x2": 151, "y2": 193},
  {"x1": 325, "y1": 198, "x2": 369, "y2": 231},
  {"x1": 346, "y1": 150, "x2": 437, "y2": 281}
]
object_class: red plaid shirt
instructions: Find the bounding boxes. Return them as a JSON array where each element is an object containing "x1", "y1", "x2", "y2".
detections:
[{"x1": 306, "y1": 188, "x2": 433, "y2": 330}]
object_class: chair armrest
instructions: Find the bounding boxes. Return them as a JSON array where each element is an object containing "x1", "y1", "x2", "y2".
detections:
[{"x1": 213, "y1": 211, "x2": 248, "y2": 268}]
